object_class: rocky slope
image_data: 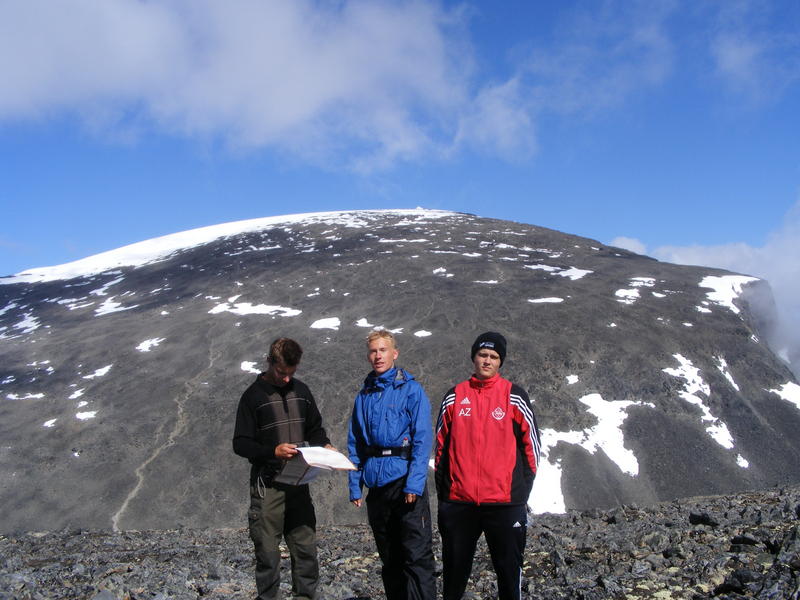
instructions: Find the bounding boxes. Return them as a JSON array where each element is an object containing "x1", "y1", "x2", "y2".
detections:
[
  {"x1": 1, "y1": 209, "x2": 799, "y2": 533},
  {"x1": 2, "y1": 484, "x2": 799, "y2": 599}
]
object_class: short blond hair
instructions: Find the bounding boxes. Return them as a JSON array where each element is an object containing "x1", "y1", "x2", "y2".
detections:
[{"x1": 366, "y1": 329, "x2": 397, "y2": 349}]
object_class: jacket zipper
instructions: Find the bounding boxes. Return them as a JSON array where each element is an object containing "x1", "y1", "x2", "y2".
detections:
[{"x1": 475, "y1": 385, "x2": 484, "y2": 505}]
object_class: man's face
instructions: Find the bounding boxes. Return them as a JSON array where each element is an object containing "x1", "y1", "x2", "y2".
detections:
[
  {"x1": 264, "y1": 360, "x2": 298, "y2": 387},
  {"x1": 473, "y1": 348, "x2": 501, "y2": 380},
  {"x1": 368, "y1": 338, "x2": 399, "y2": 375}
]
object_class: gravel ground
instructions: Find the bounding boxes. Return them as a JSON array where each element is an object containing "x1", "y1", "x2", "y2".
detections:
[{"x1": 2, "y1": 484, "x2": 800, "y2": 599}]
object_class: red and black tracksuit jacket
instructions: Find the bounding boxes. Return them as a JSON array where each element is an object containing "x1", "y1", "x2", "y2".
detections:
[{"x1": 435, "y1": 373, "x2": 541, "y2": 504}]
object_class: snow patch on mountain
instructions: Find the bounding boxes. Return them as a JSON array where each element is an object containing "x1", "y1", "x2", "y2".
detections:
[
  {"x1": 91, "y1": 277, "x2": 125, "y2": 297},
  {"x1": 559, "y1": 267, "x2": 593, "y2": 280},
  {"x1": 136, "y1": 338, "x2": 165, "y2": 352},
  {"x1": 615, "y1": 277, "x2": 657, "y2": 305},
  {"x1": 532, "y1": 393, "x2": 654, "y2": 514},
  {"x1": 96, "y1": 297, "x2": 139, "y2": 316},
  {"x1": 83, "y1": 365, "x2": 112, "y2": 379},
  {"x1": 311, "y1": 318, "x2": 341, "y2": 330},
  {"x1": 769, "y1": 382, "x2": 800, "y2": 410},
  {"x1": 662, "y1": 354, "x2": 743, "y2": 461},
  {"x1": 209, "y1": 301, "x2": 301, "y2": 317},
  {"x1": 7, "y1": 392, "x2": 45, "y2": 400},
  {"x1": 716, "y1": 356, "x2": 740, "y2": 391},
  {"x1": 700, "y1": 275, "x2": 759, "y2": 315},
  {"x1": 525, "y1": 265, "x2": 592, "y2": 280},
  {"x1": 615, "y1": 288, "x2": 640, "y2": 305},
  {"x1": 12, "y1": 313, "x2": 39, "y2": 335}
]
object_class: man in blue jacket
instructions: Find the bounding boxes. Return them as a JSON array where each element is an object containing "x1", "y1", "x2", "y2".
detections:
[{"x1": 348, "y1": 329, "x2": 436, "y2": 600}]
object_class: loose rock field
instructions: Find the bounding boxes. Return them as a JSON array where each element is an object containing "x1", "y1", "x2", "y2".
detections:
[{"x1": 2, "y1": 485, "x2": 799, "y2": 599}]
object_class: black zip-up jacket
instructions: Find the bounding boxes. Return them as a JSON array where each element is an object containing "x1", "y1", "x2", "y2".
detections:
[{"x1": 233, "y1": 374, "x2": 330, "y2": 486}]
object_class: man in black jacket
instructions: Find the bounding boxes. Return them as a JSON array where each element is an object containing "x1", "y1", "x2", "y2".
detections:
[{"x1": 233, "y1": 337, "x2": 332, "y2": 600}]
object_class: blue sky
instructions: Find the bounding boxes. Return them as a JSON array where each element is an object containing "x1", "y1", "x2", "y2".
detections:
[{"x1": 1, "y1": 1, "x2": 799, "y2": 343}]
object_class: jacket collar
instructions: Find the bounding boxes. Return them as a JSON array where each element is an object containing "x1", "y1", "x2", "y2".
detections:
[
  {"x1": 364, "y1": 367, "x2": 411, "y2": 391},
  {"x1": 469, "y1": 373, "x2": 502, "y2": 389}
]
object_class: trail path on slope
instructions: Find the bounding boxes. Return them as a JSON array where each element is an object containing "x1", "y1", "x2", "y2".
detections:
[{"x1": 111, "y1": 334, "x2": 224, "y2": 530}]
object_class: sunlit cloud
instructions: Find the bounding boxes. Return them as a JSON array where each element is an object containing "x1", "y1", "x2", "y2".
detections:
[
  {"x1": 0, "y1": 0, "x2": 472, "y2": 170},
  {"x1": 0, "y1": 0, "x2": 796, "y2": 172}
]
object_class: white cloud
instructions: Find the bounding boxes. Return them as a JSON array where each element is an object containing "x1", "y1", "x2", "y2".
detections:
[
  {"x1": 707, "y1": 2, "x2": 800, "y2": 104},
  {"x1": 1, "y1": 1, "x2": 794, "y2": 174},
  {"x1": 0, "y1": 1, "x2": 687, "y2": 172},
  {"x1": 454, "y1": 78, "x2": 537, "y2": 159},
  {"x1": 610, "y1": 236, "x2": 647, "y2": 255},
  {"x1": 0, "y1": 0, "x2": 471, "y2": 171},
  {"x1": 519, "y1": 3, "x2": 675, "y2": 116}
]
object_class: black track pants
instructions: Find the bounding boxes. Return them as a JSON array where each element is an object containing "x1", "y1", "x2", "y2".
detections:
[
  {"x1": 366, "y1": 478, "x2": 436, "y2": 600},
  {"x1": 438, "y1": 501, "x2": 528, "y2": 600}
]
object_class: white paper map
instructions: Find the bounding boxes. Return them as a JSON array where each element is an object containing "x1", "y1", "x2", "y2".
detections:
[{"x1": 297, "y1": 446, "x2": 356, "y2": 471}]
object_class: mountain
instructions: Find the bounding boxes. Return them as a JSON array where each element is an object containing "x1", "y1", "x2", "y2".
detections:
[{"x1": 1, "y1": 209, "x2": 799, "y2": 533}]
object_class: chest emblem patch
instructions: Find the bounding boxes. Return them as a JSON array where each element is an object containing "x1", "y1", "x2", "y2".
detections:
[{"x1": 491, "y1": 407, "x2": 506, "y2": 420}]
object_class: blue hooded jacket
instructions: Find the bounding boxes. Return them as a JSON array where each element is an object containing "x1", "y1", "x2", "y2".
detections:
[{"x1": 348, "y1": 367, "x2": 432, "y2": 500}]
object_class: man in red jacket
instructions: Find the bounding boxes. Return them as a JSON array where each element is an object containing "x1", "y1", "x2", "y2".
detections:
[{"x1": 435, "y1": 332, "x2": 541, "y2": 600}]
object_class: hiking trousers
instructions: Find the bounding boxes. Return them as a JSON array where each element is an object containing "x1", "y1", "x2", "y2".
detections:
[
  {"x1": 248, "y1": 483, "x2": 318, "y2": 600},
  {"x1": 438, "y1": 501, "x2": 528, "y2": 600},
  {"x1": 366, "y1": 477, "x2": 436, "y2": 600}
]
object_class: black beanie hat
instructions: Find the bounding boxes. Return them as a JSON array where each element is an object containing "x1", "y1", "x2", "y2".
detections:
[{"x1": 471, "y1": 332, "x2": 507, "y2": 365}]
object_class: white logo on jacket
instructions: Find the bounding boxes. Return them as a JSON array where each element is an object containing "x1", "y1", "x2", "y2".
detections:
[
  {"x1": 491, "y1": 407, "x2": 506, "y2": 420},
  {"x1": 458, "y1": 407, "x2": 471, "y2": 417},
  {"x1": 460, "y1": 398, "x2": 471, "y2": 404}
]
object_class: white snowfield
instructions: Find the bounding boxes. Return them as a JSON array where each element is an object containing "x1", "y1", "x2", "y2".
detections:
[
  {"x1": 209, "y1": 301, "x2": 301, "y2": 317},
  {"x1": 136, "y1": 338, "x2": 165, "y2": 353},
  {"x1": 310, "y1": 317, "x2": 341, "y2": 330},
  {"x1": 700, "y1": 275, "x2": 759, "y2": 314},
  {"x1": 2, "y1": 209, "x2": 457, "y2": 285},
  {"x1": 769, "y1": 382, "x2": 800, "y2": 410},
  {"x1": 531, "y1": 393, "x2": 654, "y2": 514},
  {"x1": 530, "y1": 347, "x2": 787, "y2": 514},
  {"x1": 661, "y1": 354, "x2": 750, "y2": 468}
]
